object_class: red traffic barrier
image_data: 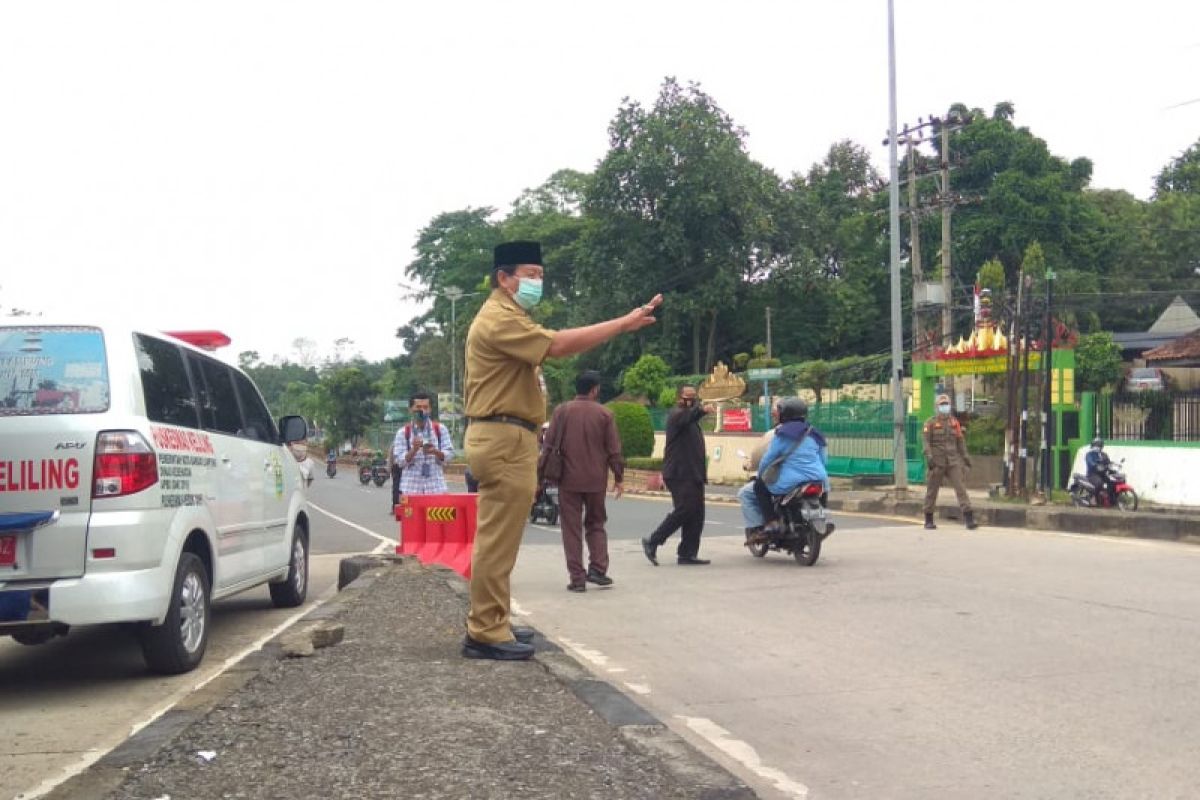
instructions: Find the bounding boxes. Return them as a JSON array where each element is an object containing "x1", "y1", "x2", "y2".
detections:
[
  {"x1": 395, "y1": 497, "x2": 424, "y2": 557},
  {"x1": 395, "y1": 493, "x2": 477, "y2": 578}
]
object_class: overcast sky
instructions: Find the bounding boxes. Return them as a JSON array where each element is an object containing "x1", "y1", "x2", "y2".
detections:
[{"x1": 1, "y1": 1, "x2": 1197, "y2": 365}]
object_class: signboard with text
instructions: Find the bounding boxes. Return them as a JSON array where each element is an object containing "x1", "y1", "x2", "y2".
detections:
[
  {"x1": 722, "y1": 408, "x2": 752, "y2": 432},
  {"x1": 747, "y1": 367, "x2": 782, "y2": 381}
]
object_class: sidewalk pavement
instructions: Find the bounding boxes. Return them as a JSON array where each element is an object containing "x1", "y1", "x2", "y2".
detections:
[{"x1": 49, "y1": 558, "x2": 753, "y2": 800}]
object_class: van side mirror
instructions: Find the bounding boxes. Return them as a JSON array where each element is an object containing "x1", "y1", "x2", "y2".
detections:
[{"x1": 280, "y1": 415, "x2": 308, "y2": 443}]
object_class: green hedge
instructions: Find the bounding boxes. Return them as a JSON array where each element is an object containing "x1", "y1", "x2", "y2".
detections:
[
  {"x1": 608, "y1": 401, "x2": 655, "y2": 458},
  {"x1": 625, "y1": 456, "x2": 663, "y2": 471},
  {"x1": 965, "y1": 415, "x2": 1006, "y2": 456}
]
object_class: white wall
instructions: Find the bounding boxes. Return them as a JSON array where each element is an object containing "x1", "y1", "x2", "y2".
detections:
[{"x1": 1071, "y1": 444, "x2": 1200, "y2": 507}]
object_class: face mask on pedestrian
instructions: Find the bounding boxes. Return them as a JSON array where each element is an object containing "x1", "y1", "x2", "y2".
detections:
[
  {"x1": 937, "y1": 403, "x2": 951, "y2": 415},
  {"x1": 412, "y1": 409, "x2": 426, "y2": 423},
  {"x1": 514, "y1": 277, "x2": 543, "y2": 310}
]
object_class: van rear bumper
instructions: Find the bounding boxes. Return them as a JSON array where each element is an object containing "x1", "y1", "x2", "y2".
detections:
[{"x1": 0, "y1": 564, "x2": 171, "y2": 627}]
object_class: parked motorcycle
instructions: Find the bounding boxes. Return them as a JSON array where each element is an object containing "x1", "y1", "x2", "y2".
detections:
[
  {"x1": 1068, "y1": 459, "x2": 1138, "y2": 511},
  {"x1": 746, "y1": 481, "x2": 831, "y2": 566}
]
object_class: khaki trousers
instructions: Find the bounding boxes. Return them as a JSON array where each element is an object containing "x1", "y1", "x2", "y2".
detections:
[
  {"x1": 924, "y1": 463, "x2": 972, "y2": 515},
  {"x1": 464, "y1": 421, "x2": 538, "y2": 644}
]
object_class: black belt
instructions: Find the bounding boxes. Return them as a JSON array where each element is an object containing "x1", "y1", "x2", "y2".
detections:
[{"x1": 470, "y1": 415, "x2": 538, "y2": 433}]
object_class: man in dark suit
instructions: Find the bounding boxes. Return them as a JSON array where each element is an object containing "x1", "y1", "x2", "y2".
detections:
[{"x1": 642, "y1": 384, "x2": 714, "y2": 565}]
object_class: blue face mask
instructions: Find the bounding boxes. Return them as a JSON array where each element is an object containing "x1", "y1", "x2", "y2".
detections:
[
  {"x1": 514, "y1": 277, "x2": 543, "y2": 310},
  {"x1": 412, "y1": 410, "x2": 426, "y2": 424}
]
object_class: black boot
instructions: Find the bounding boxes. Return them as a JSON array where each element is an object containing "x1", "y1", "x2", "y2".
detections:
[
  {"x1": 924, "y1": 513, "x2": 936, "y2": 530},
  {"x1": 964, "y1": 510, "x2": 978, "y2": 530}
]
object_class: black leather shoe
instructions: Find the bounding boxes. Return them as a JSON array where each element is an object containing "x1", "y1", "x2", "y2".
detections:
[
  {"x1": 641, "y1": 537, "x2": 658, "y2": 566},
  {"x1": 462, "y1": 636, "x2": 534, "y2": 661},
  {"x1": 512, "y1": 626, "x2": 535, "y2": 644},
  {"x1": 586, "y1": 568, "x2": 613, "y2": 587},
  {"x1": 677, "y1": 556, "x2": 711, "y2": 565}
]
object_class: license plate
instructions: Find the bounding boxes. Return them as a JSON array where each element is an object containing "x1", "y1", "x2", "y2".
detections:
[{"x1": 0, "y1": 535, "x2": 15, "y2": 567}]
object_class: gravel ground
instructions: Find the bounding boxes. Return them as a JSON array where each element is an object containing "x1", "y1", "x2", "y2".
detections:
[{"x1": 105, "y1": 560, "x2": 734, "y2": 800}]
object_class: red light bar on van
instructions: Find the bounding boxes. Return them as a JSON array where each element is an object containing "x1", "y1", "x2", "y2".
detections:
[{"x1": 165, "y1": 330, "x2": 232, "y2": 351}]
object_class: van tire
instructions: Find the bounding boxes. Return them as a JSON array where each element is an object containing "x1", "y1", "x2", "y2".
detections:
[
  {"x1": 140, "y1": 552, "x2": 210, "y2": 674},
  {"x1": 269, "y1": 524, "x2": 309, "y2": 608}
]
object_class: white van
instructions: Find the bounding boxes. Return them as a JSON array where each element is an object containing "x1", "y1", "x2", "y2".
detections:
[{"x1": 0, "y1": 323, "x2": 311, "y2": 674}]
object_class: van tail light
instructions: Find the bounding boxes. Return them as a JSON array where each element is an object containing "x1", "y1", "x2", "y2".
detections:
[{"x1": 93, "y1": 431, "x2": 159, "y2": 498}]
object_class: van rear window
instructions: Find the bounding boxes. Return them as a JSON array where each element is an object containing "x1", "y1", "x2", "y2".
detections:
[{"x1": 0, "y1": 326, "x2": 110, "y2": 416}]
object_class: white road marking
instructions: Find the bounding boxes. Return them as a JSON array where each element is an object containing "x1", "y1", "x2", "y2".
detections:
[
  {"x1": 558, "y1": 636, "x2": 612, "y2": 668},
  {"x1": 309, "y1": 502, "x2": 397, "y2": 547},
  {"x1": 623, "y1": 682, "x2": 651, "y2": 695},
  {"x1": 530, "y1": 524, "x2": 558, "y2": 533},
  {"x1": 677, "y1": 715, "x2": 810, "y2": 799},
  {"x1": 19, "y1": 584, "x2": 341, "y2": 800}
]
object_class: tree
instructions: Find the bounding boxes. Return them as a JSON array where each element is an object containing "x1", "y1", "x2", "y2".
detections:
[
  {"x1": 1154, "y1": 137, "x2": 1200, "y2": 197},
  {"x1": 621, "y1": 354, "x2": 670, "y2": 403},
  {"x1": 978, "y1": 258, "x2": 1006, "y2": 293},
  {"x1": 1075, "y1": 332, "x2": 1123, "y2": 391},
  {"x1": 583, "y1": 77, "x2": 783, "y2": 375},
  {"x1": 608, "y1": 401, "x2": 654, "y2": 458},
  {"x1": 237, "y1": 350, "x2": 260, "y2": 370},
  {"x1": 797, "y1": 360, "x2": 832, "y2": 403},
  {"x1": 322, "y1": 367, "x2": 379, "y2": 448}
]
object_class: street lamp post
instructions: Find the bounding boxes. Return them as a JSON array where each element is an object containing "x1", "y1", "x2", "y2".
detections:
[
  {"x1": 886, "y1": 0, "x2": 909, "y2": 491},
  {"x1": 441, "y1": 286, "x2": 479, "y2": 440}
]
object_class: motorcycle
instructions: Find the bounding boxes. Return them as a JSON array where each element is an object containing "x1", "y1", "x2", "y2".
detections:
[
  {"x1": 358, "y1": 464, "x2": 372, "y2": 485},
  {"x1": 746, "y1": 481, "x2": 830, "y2": 566},
  {"x1": 326, "y1": 456, "x2": 337, "y2": 478},
  {"x1": 371, "y1": 464, "x2": 389, "y2": 487},
  {"x1": 1068, "y1": 458, "x2": 1138, "y2": 511},
  {"x1": 530, "y1": 484, "x2": 560, "y2": 525}
]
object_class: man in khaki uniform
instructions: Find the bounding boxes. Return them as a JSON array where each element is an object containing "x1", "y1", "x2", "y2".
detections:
[
  {"x1": 461, "y1": 240, "x2": 662, "y2": 660},
  {"x1": 922, "y1": 393, "x2": 978, "y2": 530}
]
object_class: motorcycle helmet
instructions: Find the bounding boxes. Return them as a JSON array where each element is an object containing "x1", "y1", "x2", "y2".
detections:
[
  {"x1": 778, "y1": 397, "x2": 809, "y2": 422},
  {"x1": 1091, "y1": 437, "x2": 1104, "y2": 449}
]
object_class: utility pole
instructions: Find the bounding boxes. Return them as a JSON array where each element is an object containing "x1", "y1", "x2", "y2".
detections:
[
  {"x1": 1004, "y1": 270, "x2": 1025, "y2": 496},
  {"x1": 1018, "y1": 274, "x2": 1033, "y2": 495},
  {"x1": 886, "y1": 0, "x2": 908, "y2": 491},
  {"x1": 940, "y1": 122, "x2": 953, "y2": 348},
  {"x1": 1040, "y1": 270, "x2": 1056, "y2": 494},
  {"x1": 907, "y1": 137, "x2": 923, "y2": 356},
  {"x1": 765, "y1": 306, "x2": 773, "y2": 360}
]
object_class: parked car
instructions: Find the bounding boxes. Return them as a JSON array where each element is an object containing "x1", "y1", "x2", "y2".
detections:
[
  {"x1": 0, "y1": 322, "x2": 311, "y2": 674},
  {"x1": 1125, "y1": 367, "x2": 1167, "y2": 393}
]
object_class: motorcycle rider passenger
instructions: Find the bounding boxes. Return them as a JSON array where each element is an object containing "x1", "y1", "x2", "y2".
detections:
[
  {"x1": 743, "y1": 397, "x2": 833, "y2": 543},
  {"x1": 1085, "y1": 438, "x2": 1114, "y2": 504}
]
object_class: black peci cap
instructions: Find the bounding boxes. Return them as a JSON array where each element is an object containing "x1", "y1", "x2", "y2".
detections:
[{"x1": 493, "y1": 241, "x2": 543, "y2": 271}]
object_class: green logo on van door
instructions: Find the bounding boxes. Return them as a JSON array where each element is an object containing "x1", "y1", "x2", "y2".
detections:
[{"x1": 271, "y1": 454, "x2": 284, "y2": 497}]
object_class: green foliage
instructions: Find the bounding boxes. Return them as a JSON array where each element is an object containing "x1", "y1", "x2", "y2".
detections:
[
  {"x1": 797, "y1": 360, "x2": 832, "y2": 402},
  {"x1": 977, "y1": 258, "x2": 1005, "y2": 292},
  {"x1": 964, "y1": 415, "x2": 1006, "y2": 456},
  {"x1": 541, "y1": 356, "x2": 581, "y2": 405},
  {"x1": 1154, "y1": 137, "x2": 1200, "y2": 197},
  {"x1": 657, "y1": 386, "x2": 678, "y2": 409},
  {"x1": 322, "y1": 367, "x2": 380, "y2": 448},
  {"x1": 607, "y1": 401, "x2": 655, "y2": 458},
  {"x1": 621, "y1": 354, "x2": 670, "y2": 403},
  {"x1": 733, "y1": 352, "x2": 750, "y2": 369},
  {"x1": 1075, "y1": 332, "x2": 1123, "y2": 390},
  {"x1": 1020, "y1": 241, "x2": 1047, "y2": 281},
  {"x1": 625, "y1": 456, "x2": 664, "y2": 471}
]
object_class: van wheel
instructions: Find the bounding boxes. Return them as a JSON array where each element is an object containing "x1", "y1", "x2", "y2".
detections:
[
  {"x1": 270, "y1": 524, "x2": 309, "y2": 608},
  {"x1": 140, "y1": 552, "x2": 210, "y2": 674}
]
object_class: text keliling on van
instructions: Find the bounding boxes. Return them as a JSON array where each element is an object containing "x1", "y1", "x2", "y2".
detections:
[{"x1": 0, "y1": 458, "x2": 80, "y2": 492}]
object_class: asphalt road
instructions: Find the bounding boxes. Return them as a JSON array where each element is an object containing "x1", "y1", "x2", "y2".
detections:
[
  {"x1": 9, "y1": 475, "x2": 1200, "y2": 800},
  {"x1": 509, "y1": 492, "x2": 1200, "y2": 799},
  {"x1": 0, "y1": 476, "x2": 389, "y2": 800}
]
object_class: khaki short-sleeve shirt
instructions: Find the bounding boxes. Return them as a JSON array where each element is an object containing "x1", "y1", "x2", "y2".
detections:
[{"x1": 464, "y1": 288, "x2": 556, "y2": 425}]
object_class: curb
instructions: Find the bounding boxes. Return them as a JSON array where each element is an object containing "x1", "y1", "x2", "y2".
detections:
[
  {"x1": 429, "y1": 561, "x2": 756, "y2": 799},
  {"x1": 627, "y1": 487, "x2": 1200, "y2": 544},
  {"x1": 43, "y1": 557, "x2": 753, "y2": 800}
]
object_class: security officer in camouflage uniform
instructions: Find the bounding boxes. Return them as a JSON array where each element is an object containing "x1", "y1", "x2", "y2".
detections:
[
  {"x1": 922, "y1": 393, "x2": 978, "y2": 530},
  {"x1": 461, "y1": 240, "x2": 662, "y2": 660}
]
